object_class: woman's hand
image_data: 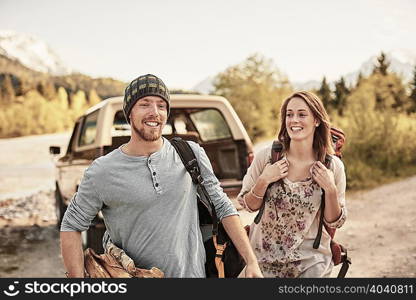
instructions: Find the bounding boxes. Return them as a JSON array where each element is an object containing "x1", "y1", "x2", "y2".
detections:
[
  {"x1": 311, "y1": 161, "x2": 336, "y2": 193},
  {"x1": 259, "y1": 158, "x2": 289, "y2": 185}
]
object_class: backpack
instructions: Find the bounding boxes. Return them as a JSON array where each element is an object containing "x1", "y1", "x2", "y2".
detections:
[
  {"x1": 252, "y1": 127, "x2": 351, "y2": 278},
  {"x1": 170, "y1": 137, "x2": 246, "y2": 278}
]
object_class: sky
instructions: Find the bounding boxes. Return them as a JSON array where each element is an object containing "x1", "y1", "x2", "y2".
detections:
[{"x1": 1, "y1": 0, "x2": 416, "y2": 89}]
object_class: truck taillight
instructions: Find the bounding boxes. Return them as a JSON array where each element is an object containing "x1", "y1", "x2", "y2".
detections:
[{"x1": 247, "y1": 152, "x2": 254, "y2": 167}]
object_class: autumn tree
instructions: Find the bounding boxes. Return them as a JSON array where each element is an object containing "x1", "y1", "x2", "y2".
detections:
[
  {"x1": 213, "y1": 54, "x2": 292, "y2": 141},
  {"x1": 88, "y1": 89, "x2": 101, "y2": 106},
  {"x1": 372, "y1": 73, "x2": 408, "y2": 111}
]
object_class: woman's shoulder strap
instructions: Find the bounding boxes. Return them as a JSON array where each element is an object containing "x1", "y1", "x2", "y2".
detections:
[{"x1": 270, "y1": 141, "x2": 284, "y2": 164}]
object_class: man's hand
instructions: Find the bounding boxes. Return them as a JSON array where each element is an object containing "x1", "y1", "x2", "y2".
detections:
[{"x1": 221, "y1": 215, "x2": 263, "y2": 278}]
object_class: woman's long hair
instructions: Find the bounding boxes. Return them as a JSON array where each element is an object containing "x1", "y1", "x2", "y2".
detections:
[{"x1": 277, "y1": 91, "x2": 334, "y2": 163}]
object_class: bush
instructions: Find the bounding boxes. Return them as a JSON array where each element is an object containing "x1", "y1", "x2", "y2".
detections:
[{"x1": 331, "y1": 80, "x2": 416, "y2": 189}]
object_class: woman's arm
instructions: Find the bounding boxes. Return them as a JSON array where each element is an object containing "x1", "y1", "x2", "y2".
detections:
[
  {"x1": 236, "y1": 146, "x2": 288, "y2": 212},
  {"x1": 243, "y1": 160, "x2": 289, "y2": 211},
  {"x1": 311, "y1": 158, "x2": 347, "y2": 227}
]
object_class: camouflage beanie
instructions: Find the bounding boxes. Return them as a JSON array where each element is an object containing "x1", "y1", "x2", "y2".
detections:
[{"x1": 123, "y1": 74, "x2": 170, "y2": 123}]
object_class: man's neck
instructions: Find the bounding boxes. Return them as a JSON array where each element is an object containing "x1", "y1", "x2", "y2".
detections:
[{"x1": 122, "y1": 137, "x2": 164, "y2": 157}]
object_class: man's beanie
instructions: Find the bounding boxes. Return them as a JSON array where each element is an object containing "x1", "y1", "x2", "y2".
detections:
[{"x1": 123, "y1": 74, "x2": 170, "y2": 123}]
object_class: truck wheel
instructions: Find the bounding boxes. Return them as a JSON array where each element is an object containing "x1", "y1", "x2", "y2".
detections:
[{"x1": 55, "y1": 183, "x2": 66, "y2": 228}]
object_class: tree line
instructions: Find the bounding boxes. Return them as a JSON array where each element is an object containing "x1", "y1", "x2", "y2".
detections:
[
  {"x1": 1, "y1": 52, "x2": 415, "y2": 189},
  {"x1": 0, "y1": 70, "x2": 125, "y2": 137},
  {"x1": 212, "y1": 52, "x2": 416, "y2": 189},
  {"x1": 316, "y1": 53, "x2": 416, "y2": 116},
  {"x1": 0, "y1": 75, "x2": 102, "y2": 137}
]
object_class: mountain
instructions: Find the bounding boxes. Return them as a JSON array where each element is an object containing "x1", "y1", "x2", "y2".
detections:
[
  {"x1": 192, "y1": 76, "x2": 215, "y2": 94},
  {"x1": 0, "y1": 53, "x2": 47, "y2": 80},
  {"x1": 0, "y1": 31, "x2": 126, "y2": 99},
  {"x1": 343, "y1": 49, "x2": 416, "y2": 87},
  {"x1": 0, "y1": 53, "x2": 126, "y2": 99},
  {"x1": 292, "y1": 80, "x2": 321, "y2": 91},
  {"x1": 0, "y1": 30, "x2": 72, "y2": 76}
]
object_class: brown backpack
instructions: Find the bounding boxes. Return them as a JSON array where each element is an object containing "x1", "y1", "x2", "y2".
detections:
[{"x1": 252, "y1": 127, "x2": 351, "y2": 278}]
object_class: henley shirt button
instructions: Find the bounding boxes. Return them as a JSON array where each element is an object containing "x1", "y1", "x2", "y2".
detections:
[
  {"x1": 148, "y1": 159, "x2": 151, "y2": 163},
  {"x1": 155, "y1": 183, "x2": 159, "y2": 187},
  {"x1": 153, "y1": 172, "x2": 156, "y2": 176}
]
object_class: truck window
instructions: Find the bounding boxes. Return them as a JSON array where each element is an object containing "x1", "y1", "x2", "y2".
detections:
[
  {"x1": 190, "y1": 109, "x2": 232, "y2": 142},
  {"x1": 66, "y1": 122, "x2": 80, "y2": 155},
  {"x1": 112, "y1": 111, "x2": 131, "y2": 137},
  {"x1": 78, "y1": 111, "x2": 99, "y2": 147}
]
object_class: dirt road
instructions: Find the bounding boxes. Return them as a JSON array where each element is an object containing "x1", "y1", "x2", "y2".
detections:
[
  {"x1": 0, "y1": 133, "x2": 415, "y2": 277},
  {"x1": 238, "y1": 176, "x2": 416, "y2": 278}
]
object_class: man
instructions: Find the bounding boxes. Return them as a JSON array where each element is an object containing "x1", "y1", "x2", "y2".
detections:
[{"x1": 60, "y1": 74, "x2": 263, "y2": 278}]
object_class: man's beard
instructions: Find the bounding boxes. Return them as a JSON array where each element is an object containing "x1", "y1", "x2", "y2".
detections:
[{"x1": 131, "y1": 121, "x2": 163, "y2": 142}]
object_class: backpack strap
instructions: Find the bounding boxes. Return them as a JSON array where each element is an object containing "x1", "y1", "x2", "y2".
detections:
[
  {"x1": 337, "y1": 245, "x2": 351, "y2": 278},
  {"x1": 313, "y1": 155, "x2": 352, "y2": 278},
  {"x1": 313, "y1": 155, "x2": 332, "y2": 249},
  {"x1": 169, "y1": 137, "x2": 219, "y2": 235},
  {"x1": 170, "y1": 137, "x2": 231, "y2": 278},
  {"x1": 253, "y1": 141, "x2": 283, "y2": 224}
]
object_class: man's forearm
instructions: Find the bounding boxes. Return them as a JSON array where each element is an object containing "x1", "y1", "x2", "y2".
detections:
[
  {"x1": 221, "y1": 215, "x2": 258, "y2": 265},
  {"x1": 60, "y1": 231, "x2": 85, "y2": 278}
]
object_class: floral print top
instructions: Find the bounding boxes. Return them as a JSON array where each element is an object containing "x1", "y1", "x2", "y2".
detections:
[{"x1": 237, "y1": 145, "x2": 347, "y2": 278}]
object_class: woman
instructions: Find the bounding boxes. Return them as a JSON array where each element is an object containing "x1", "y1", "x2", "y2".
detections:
[{"x1": 238, "y1": 91, "x2": 347, "y2": 277}]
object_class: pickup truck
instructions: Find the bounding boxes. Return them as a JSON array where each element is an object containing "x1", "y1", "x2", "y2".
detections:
[{"x1": 50, "y1": 94, "x2": 254, "y2": 253}]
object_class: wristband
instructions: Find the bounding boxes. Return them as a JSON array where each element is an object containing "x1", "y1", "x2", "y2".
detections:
[{"x1": 250, "y1": 187, "x2": 264, "y2": 200}]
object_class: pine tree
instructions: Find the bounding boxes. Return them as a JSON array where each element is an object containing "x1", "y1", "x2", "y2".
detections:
[
  {"x1": 373, "y1": 52, "x2": 390, "y2": 76},
  {"x1": 333, "y1": 77, "x2": 349, "y2": 116},
  {"x1": 37, "y1": 81, "x2": 57, "y2": 101},
  {"x1": 355, "y1": 72, "x2": 364, "y2": 88},
  {"x1": 408, "y1": 65, "x2": 416, "y2": 113},
  {"x1": 317, "y1": 77, "x2": 332, "y2": 111},
  {"x1": 0, "y1": 74, "x2": 15, "y2": 104}
]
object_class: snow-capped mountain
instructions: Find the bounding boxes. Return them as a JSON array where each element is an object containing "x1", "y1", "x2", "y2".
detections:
[
  {"x1": 0, "y1": 30, "x2": 71, "y2": 76},
  {"x1": 343, "y1": 49, "x2": 416, "y2": 87},
  {"x1": 192, "y1": 76, "x2": 215, "y2": 94},
  {"x1": 193, "y1": 49, "x2": 416, "y2": 93},
  {"x1": 292, "y1": 80, "x2": 321, "y2": 91}
]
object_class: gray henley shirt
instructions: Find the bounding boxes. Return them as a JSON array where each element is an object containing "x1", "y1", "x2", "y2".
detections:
[{"x1": 60, "y1": 138, "x2": 238, "y2": 277}]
